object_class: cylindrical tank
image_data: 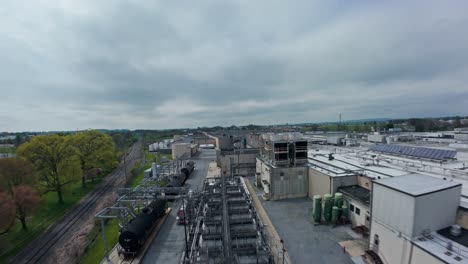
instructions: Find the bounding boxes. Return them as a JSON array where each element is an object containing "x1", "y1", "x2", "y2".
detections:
[
  {"x1": 341, "y1": 205, "x2": 348, "y2": 221},
  {"x1": 323, "y1": 194, "x2": 333, "y2": 223},
  {"x1": 334, "y1": 192, "x2": 343, "y2": 208},
  {"x1": 332, "y1": 206, "x2": 340, "y2": 225},
  {"x1": 313, "y1": 195, "x2": 322, "y2": 223}
]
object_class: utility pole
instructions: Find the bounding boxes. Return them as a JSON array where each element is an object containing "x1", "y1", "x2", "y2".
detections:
[
  {"x1": 183, "y1": 198, "x2": 189, "y2": 261},
  {"x1": 280, "y1": 239, "x2": 286, "y2": 264}
]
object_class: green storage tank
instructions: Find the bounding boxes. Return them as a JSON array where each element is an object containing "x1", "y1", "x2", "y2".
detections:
[
  {"x1": 332, "y1": 206, "x2": 340, "y2": 225},
  {"x1": 323, "y1": 194, "x2": 333, "y2": 223},
  {"x1": 334, "y1": 192, "x2": 344, "y2": 208},
  {"x1": 313, "y1": 195, "x2": 322, "y2": 223},
  {"x1": 341, "y1": 205, "x2": 348, "y2": 221}
]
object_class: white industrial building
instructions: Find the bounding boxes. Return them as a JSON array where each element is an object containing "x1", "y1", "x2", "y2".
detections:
[
  {"x1": 368, "y1": 133, "x2": 386, "y2": 143},
  {"x1": 307, "y1": 149, "x2": 411, "y2": 229},
  {"x1": 369, "y1": 175, "x2": 464, "y2": 264}
]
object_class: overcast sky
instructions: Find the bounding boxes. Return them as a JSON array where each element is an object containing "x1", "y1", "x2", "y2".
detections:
[{"x1": 1, "y1": 1, "x2": 468, "y2": 132}]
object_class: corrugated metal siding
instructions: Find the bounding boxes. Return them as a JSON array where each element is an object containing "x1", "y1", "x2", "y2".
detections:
[
  {"x1": 271, "y1": 167, "x2": 308, "y2": 198},
  {"x1": 372, "y1": 184, "x2": 415, "y2": 237}
]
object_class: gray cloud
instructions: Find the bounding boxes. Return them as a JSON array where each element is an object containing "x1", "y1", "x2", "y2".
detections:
[{"x1": 1, "y1": 0, "x2": 468, "y2": 131}]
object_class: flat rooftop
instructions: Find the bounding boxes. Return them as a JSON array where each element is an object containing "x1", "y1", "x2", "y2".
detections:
[
  {"x1": 337, "y1": 185, "x2": 370, "y2": 206},
  {"x1": 413, "y1": 230, "x2": 468, "y2": 264},
  {"x1": 308, "y1": 145, "x2": 468, "y2": 207},
  {"x1": 308, "y1": 150, "x2": 411, "y2": 178},
  {"x1": 373, "y1": 174, "x2": 461, "y2": 197}
]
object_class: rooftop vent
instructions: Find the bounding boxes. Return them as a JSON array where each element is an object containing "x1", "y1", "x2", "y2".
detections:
[
  {"x1": 447, "y1": 241, "x2": 453, "y2": 251},
  {"x1": 422, "y1": 229, "x2": 432, "y2": 237},
  {"x1": 451, "y1": 225, "x2": 462, "y2": 237}
]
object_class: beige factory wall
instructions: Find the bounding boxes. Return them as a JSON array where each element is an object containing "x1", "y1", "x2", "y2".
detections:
[
  {"x1": 256, "y1": 158, "x2": 272, "y2": 187},
  {"x1": 346, "y1": 198, "x2": 369, "y2": 228},
  {"x1": 369, "y1": 219, "x2": 412, "y2": 264},
  {"x1": 456, "y1": 209, "x2": 468, "y2": 229},
  {"x1": 172, "y1": 144, "x2": 191, "y2": 160},
  {"x1": 193, "y1": 137, "x2": 216, "y2": 145},
  {"x1": 410, "y1": 245, "x2": 445, "y2": 264},
  {"x1": 308, "y1": 168, "x2": 331, "y2": 199},
  {"x1": 357, "y1": 175, "x2": 372, "y2": 190}
]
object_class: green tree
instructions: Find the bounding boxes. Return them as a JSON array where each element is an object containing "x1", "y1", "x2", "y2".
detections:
[
  {"x1": 17, "y1": 135, "x2": 81, "y2": 204},
  {"x1": 69, "y1": 130, "x2": 117, "y2": 188},
  {"x1": 112, "y1": 133, "x2": 125, "y2": 149}
]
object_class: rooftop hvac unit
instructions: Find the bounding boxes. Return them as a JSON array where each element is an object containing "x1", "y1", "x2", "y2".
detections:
[{"x1": 450, "y1": 225, "x2": 462, "y2": 236}]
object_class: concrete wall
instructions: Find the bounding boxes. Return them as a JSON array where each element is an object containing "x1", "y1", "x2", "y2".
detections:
[
  {"x1": 372, "y1": 183, "x2": 416, "y2": 237},
  {"x1": 256, "y1": 158, "x2": 272, "y2": 190},
  {"x1": 346, "y1": 198, "x2": 369, "y2": 228},
  {"x1": 411, "y1": 245, "x2": 445, "y2": 264},
  {"x1": 369, "y1": 219, "x2": 412, "y2": 264},
  {"x1": 270, "y1": 166, "x2": 308, "y2": 200},
  {"x1": 193, "y1": 137, "x2": 216, "y2": 145},
  {"x1": 357, "y1": 175, "x2": 372, "y2": 190},
  {"x1": 218, "y1": 150, "x2": 257, "y2": 176},
  {"x1": 413, "y1": 186, "x2": 461, "y2": 237},
  {"x1": 308, "y1": 168, "x2": 331, "y2": 198},
  {"x1": 218, "y1": 136, "x2": 233, "y2": 150},
  {"x1": 172, "y1": 143, "x2": 191, "y2": 160},
  {"x1": 455, "y1": 133, "x2": 468, "y2": 141},
  {"x1": 456, "y1": 208, "x2": 468, "y2": 229},
  {"x1": 368, "y1": 134, "x2": 386, "y2": 143}
]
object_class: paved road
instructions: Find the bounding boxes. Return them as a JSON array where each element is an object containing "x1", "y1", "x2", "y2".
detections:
[
  {"x1": 259, "y1": 194, "x2": 355, "y2": 264},
  {"x1": 142, "y1": 149, "x2": 215, "y2": 264}
]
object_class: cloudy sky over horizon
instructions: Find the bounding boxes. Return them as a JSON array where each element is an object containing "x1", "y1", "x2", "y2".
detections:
[{"x1": 1, "y1": 0, "x2": 468, "y2": 132}]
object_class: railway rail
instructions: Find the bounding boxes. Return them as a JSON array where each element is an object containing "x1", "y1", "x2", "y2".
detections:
[{"x1": 13, "y1": 140, "x2": 142, "y2": 264}]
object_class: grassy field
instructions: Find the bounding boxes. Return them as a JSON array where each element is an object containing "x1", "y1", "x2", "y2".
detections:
[
  {"x1": 79, "y1": 218, "x2": 119, "y2": 264},
  {"x1": 0, "y1": 180, "x2": 102, "y2": 264},
  {"x1": 79, "y1": 151, "x2": 172, "y2": 264}
]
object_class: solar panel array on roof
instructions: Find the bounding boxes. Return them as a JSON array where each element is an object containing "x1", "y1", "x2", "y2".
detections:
[{"x1": 368, "y1": 144, "x2": 457, "y2": 160}]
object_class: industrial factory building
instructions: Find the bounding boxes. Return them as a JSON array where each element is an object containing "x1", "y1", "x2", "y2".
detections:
[
  {"x1": 189, "y1": 177, "x2": 271, "y2": 263},
  {"x1": 255, "y1": 133, "x2": 309, "y2": 200},
  {"x1": 172, "y1": 142, "x2": 198, "y2": 160},
  {"x1": 369, "y1": 175, "x2": 464, "y2": 264},
  {"x1": 217, "y1": 148, "x2": 259, "y2": 177}
]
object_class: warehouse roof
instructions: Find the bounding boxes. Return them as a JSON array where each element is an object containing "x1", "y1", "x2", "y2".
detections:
[
  {"x1": 337, "y1": 185, "x2": 370, "y2": 206},
  {"x1": 413, "y1": 230, "x2": 468, "y2": 264},
  {"x1": 373, "y1": 174, "x2": 461, "y2": 197},
  {"x1": 438, "y1": 226, "x2": 468, "y2": 248}
]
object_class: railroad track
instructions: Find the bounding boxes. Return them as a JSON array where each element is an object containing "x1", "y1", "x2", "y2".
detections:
[{"x1": 14, "y1": 141, "x2": 142, "y2": 264}]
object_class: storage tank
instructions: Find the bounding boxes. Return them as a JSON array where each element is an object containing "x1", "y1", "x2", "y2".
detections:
[
  {"x1": 334, "y1": 192, "x2": 343, "y2": 208},
  {"x1": 323, "y1": 194, "x2": 333, "y2": 223},
  {"x1": 152, "y1": 162, "x2": 158, "y2": 178},
  {"x1": 341, "y1": 205, "x2": 348, "y2": 221},
  {"x1": 313, "y1": 195, "x2": 322, "y2": 223},
  {"x1": 332, "y1": 206, "x2": 340, "y2": 225}
]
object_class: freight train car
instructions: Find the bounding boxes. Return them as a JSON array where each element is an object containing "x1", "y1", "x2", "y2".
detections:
[
  {"x1": 181, "y1": 161, "x2": 195, "y2": 178},
  {"x1": 118, "y1": 199, "x2": 167, "y2": 255}
]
